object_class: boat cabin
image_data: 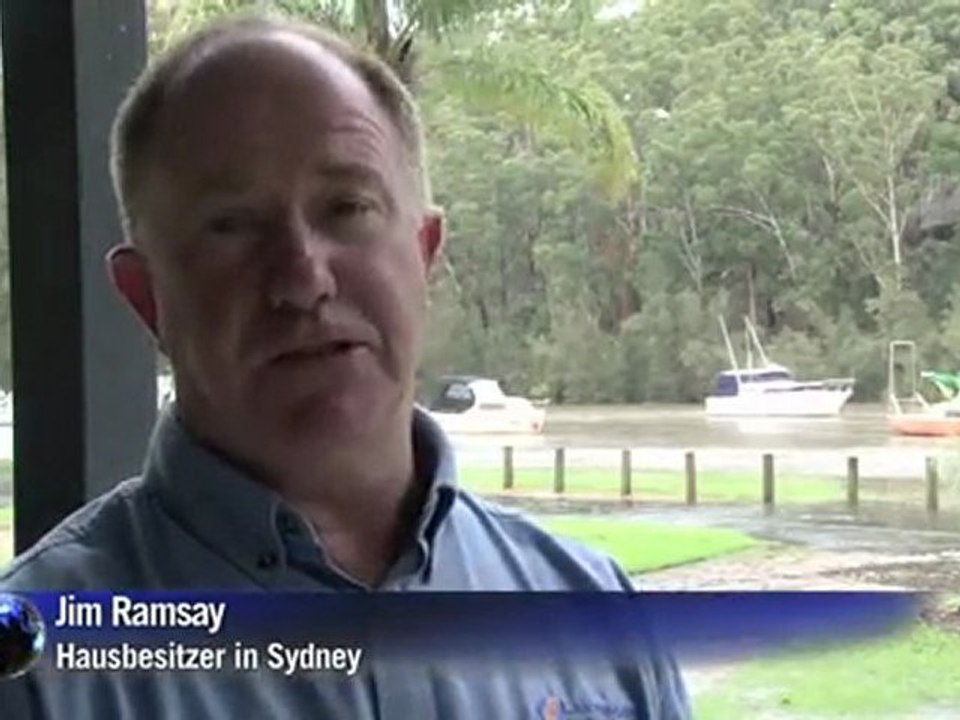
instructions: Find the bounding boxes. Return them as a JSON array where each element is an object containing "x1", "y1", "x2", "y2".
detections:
[{"x1": 710, "y1": 366, "x2": 793, "y2": 396}]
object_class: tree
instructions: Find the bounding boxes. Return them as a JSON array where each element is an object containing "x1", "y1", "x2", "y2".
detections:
[
  {"x1": 787, "y1": 35, "x2": 942, "y2": 290},
  {"x1": 147, "y1": 0, "x2": 638, "y2": 197}
]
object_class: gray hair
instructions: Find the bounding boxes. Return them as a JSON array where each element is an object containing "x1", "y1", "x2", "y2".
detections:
[{"x1": 109, "y1": 13, "x2": 431, "y2": 240}]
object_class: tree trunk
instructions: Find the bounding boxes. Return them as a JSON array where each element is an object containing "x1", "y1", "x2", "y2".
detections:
[{"x1": 366, "y1": 0, "x2": 392, "y2": 58}]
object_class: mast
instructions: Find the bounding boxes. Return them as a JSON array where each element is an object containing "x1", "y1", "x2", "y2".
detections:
[
  {"x1": 719, "y1": 315, "x2": 739, "y2": 372},
  {"x1": 743, "y1": 315, "x2": 771, "y2": 367}
]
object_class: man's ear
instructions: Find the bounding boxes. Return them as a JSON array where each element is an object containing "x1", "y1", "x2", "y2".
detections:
[
  {"x1": 417, "y1": 206, "x2": 445, "y2": 274},
  {"x1": 105, "y1": 244, "x2": 161, "y2": 344}
]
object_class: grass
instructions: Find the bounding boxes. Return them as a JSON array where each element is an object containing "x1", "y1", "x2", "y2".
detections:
[
  {"x1": 462, "y1": 466, "x2": 849, "y2": 504},
  {"x1": 695, "y1": 623, "x2": 960, "y2": 718},
  {"x1": 534, "y1": 515, "x2": 760, "y2": 574},
  {"x1": 0, "y1": 504, "x2": 760, "y2": 575},
  {"x1": 0, "y1": 504, "x2": 10, "y2": 568}
]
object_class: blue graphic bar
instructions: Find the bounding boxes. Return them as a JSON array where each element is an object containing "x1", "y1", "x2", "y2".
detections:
[{"x1": 13, "y1": 591, "x2": 921, "y2": 664}]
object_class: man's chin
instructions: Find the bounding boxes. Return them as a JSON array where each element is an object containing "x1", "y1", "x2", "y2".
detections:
[{"x1": 269, "y1": 392, "x2": 399, "y2": 446}]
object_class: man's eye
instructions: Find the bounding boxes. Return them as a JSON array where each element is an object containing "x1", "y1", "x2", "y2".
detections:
[
  {"x1": 205, "y1": 212, "x2": 256, "y2": 236},
  {"x1": 329, "y1": 197, "x2": 375, "y2": 217}
]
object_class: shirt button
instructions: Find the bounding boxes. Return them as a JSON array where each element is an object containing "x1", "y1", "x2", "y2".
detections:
[{"x1": 257, "y1": 551, "x2": 279, "y2": 570}]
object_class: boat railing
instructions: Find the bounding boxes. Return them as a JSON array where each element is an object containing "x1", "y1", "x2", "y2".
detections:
[
  {"x1": 888, "y1": 391, "x2": 929, "y2": 416},
  {"x1": 764, "y1": 377, "x2": 855, "y2": 392}
]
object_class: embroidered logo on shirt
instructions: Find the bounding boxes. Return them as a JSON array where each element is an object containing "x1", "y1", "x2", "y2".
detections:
[
  {"x1": 541, "y1": 696, "x2": 563, "y2": 720},
  {"x1": 537, "y1": 695, "x2": 635, "y2": 719}
]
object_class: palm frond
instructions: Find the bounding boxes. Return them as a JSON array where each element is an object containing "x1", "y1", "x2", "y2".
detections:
[
  {"x1": 403, "y1": 0, "x2": 600, "y2": 40},
  {"x1": 439, "y1": 49, "x2": 638, "y2": 198},
  {"x1": 403, "y1": 0, "x2": 504, "y2": 37},
  {"x1": 272, "y1": 0, "x2": 360, "y2": 39}
]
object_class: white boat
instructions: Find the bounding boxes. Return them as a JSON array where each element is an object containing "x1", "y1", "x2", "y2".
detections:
[
  {"x1": 426, "y1": 376, "x2": 547, "y2": 434},
  {"x1": 704, "y1": 317, "x2": 854, "y2": 417}
]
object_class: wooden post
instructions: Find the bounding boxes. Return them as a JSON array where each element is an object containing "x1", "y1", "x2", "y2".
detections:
[
  {"x1": 846, "y1": 456, "x2": 859, "y2": 510},
  {"x1": 926, "y1": 457, "x2": 939, "y2": 514},
  {"x1": 620, "y1": 449, "x2": 632, "y2": 498},
  {"x1": 762, "y1": 453, "x2": 775, "y2": 510},
  {"x1": 685, "y1": 451, "x2": 697, "y2": 505},
  {"x1": 554, "y1": 448, "x2": 565, "y2": 494},
  {"x1": 503, "y1": 446, "x2": 514, "y2": 490}
]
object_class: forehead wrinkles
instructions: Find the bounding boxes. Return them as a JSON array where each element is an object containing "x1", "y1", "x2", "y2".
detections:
[{"x1": 148, "y1": 34, "x2": 403, "y2": 199}]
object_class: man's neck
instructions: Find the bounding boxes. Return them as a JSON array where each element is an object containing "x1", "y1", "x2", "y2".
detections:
[
  {"x1": 298, "y1": 471, "x2": 429, "y2": 586},
  {"x1": 182, "y1": 402, "x2": 429, "y2": 586},
  {"x1": 280, "y1": 421, "x2": 426, "y2": 586}
]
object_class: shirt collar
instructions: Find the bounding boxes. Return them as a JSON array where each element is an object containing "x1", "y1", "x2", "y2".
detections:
[{"x1": 142, "y1": 403, "x2": 458, "y2": 586}]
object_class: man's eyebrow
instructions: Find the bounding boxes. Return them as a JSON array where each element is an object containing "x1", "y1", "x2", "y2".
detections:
[
  {"x1": 184, "y1": 170, "x2": 254, "y2": 205},
  {"x1": 313, "y1": 162, "x2": 392, "y2": 199}
]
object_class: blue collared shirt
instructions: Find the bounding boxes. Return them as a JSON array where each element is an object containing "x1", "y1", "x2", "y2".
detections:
[{"x1": 0, "y1": 406, "x2": 690, "y2": 719}]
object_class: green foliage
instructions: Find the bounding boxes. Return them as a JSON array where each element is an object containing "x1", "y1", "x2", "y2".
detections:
[
  {"x1": 417, "y1": 0, "x2": 960, "y2": 402},
  {"x1": 4, "y1": 0, "x2": 960, "y2": 399}
]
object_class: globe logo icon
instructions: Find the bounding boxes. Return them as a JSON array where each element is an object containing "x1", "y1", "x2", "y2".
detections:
[{"x1": 0, "y1": 593, "x2": 46, "y2": 679}]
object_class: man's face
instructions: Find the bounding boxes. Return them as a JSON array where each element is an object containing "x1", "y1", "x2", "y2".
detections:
[{"x1": 118, "y1": 35, "x2": 441, "y2": 455}]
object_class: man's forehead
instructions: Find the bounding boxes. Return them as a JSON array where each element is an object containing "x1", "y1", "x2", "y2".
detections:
[
  {"x1": 145, "y1": 31, "x2": 402, "y2": 193},
  {"x1": 162, "y1": 31, "x2": 378, "y2": 125}
]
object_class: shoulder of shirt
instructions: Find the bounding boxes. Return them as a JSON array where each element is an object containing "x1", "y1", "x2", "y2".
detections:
[
  {"x1": 0, "y1": 476, "x2": 150, "y2": 591},
  {"x1": 447, "y1": 488, "x2": 635, "y2": 591}
]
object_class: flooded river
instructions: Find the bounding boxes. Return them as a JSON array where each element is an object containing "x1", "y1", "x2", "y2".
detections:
[
  {"x1": 0, "y1": 404, "x2": 956, "y2": 480},
  {"x1": 451, "y1": 404, "x2": 960, "y2": 480}
]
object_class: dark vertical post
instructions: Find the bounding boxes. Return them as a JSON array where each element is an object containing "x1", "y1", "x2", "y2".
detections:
[
  {"x1": 2, "y1": 1, "x2": 155, "y2": 552},
  {"x1": 620, "y1": 449, "x2": 632, "y2": 499},
  {"x1": 762, "y1": 453, "x2": 775, "y2": 511},
  {"x1": 685, "y1": 451, "x2": 697, "y2": 505},
  {"x1": 926, "y1": 457, "x2": 939, "y2": 515},
  {"x1": 846, "y1": 456, "x2": 859, "y2": 511},
  {"x1": 553, "y1": 448, "x2": 565, "y2": 494},
  {"x1": 502, "y1": 446, "x2": 514, "y2": 490}
]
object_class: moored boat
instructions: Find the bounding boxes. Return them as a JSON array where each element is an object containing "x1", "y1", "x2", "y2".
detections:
[
  {"x1": 426, "y1": 375, "x2": 547, "y2": 434},
  {"x1": 704, "y1": 317, "x2": 854, "y2": 417},
  {"x1": 888, "y1": 409, "x2": 960, "y2": 437},
  {"x1": 887, "y1": 341, "x2": 960, "y2": 437}
]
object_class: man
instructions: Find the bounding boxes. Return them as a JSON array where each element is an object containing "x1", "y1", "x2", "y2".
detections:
[{"x1": 0, "y1": 14, "x2": 689, "y2": 718}]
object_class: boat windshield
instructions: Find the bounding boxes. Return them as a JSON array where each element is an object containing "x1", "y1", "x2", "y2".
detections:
[
  {"x1": 712, "y1": 374, "x2": 739, "y2": 396},
  {"x1": 741, "y1": 371, "x2": 792, "y2": 383},
  {"x1": 429, "y1": 381, "x2": 475, "y2": 413}
]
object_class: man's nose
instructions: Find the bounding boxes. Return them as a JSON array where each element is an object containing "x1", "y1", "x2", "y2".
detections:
[{"x1": 265, "y1": 212, "x2": 338, "y2": 313}]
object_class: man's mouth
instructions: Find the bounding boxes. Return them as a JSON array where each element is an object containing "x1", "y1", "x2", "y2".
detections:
[{"x1": 273, "y1": 341, "x2": 364, "y2": 363}]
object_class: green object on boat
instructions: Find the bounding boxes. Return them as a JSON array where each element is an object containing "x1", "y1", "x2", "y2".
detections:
[{"x1": 920, "y1": 370, "x2": 960, "y2": 400}]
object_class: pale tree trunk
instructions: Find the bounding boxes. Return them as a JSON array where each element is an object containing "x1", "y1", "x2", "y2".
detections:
[
  {"x1": 886, "y1": 173, "x2": 902, "y2": 290},
  {"x1": 746, "y1": 261, "x2": 758, "y2": 330}
]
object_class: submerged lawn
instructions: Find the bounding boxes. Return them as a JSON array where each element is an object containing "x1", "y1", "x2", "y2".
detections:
[
  {"x1": 462, "y1": 466, "x2": 849, "y2": 504},
  {"x1": 534, "y1": 515, "x2": 760, "y2": 574}
]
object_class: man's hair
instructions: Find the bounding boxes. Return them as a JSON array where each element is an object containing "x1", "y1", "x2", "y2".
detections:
[{"x1": 110, "y1": 13, "x2": 431, "y2": 240}]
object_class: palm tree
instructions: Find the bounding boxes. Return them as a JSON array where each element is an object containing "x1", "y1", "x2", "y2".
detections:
[{"x1": 148, "y1": 0, "x2": 637, "y2": 197}]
